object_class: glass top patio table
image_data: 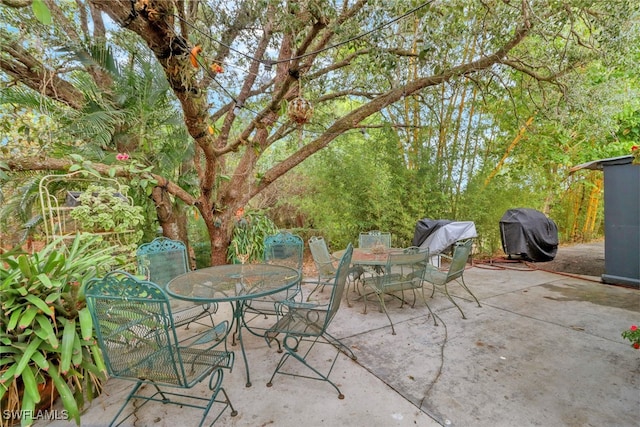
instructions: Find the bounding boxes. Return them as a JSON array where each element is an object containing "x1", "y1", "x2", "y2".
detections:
[
  {"x1": 332, "y1": 247, "x2": 404, "y2": 306},
  {"x1": 332, "y1": 247, "x2": 404, "y2": 266},
  {"x1": 166, "y1": 264, "x2": 300, "y2": 302},
  {"x1": 166, "y1": 263, "x2": 300, "y2": 387}
]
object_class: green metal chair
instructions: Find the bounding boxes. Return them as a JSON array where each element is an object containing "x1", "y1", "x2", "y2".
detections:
[
  {"x1": 361, "y1": 247, "x2": 430, "y2": 335},
  {"x1": 241, "y1": 231, "x2": 304, "y2": 334},
  {"x1": 358, "y1": 230, "x2": 392, "y2": 249},
  {"x1": 306, "y1": 236, "x2": 363, "y2": 302},
  {"x1": 137, "y1": 237, "x2": 217, "y2": 328},
  {"x1": 264, "y1": 244, "x2": 356, "y2": 399},
  {"x1": 85, "y1": 271, "x2": 236, "y2": 427},
  {"x1": 422, "y1": 239, "x2": 481, "y2": 325}
]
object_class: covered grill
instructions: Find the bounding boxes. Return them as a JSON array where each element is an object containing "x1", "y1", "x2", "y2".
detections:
[
  {"x1": 499, "y1": 208, "x2": 558, "y2": 262},
  {"x1": 412, "y1": 219, "x2": 477, "y2": 255}
]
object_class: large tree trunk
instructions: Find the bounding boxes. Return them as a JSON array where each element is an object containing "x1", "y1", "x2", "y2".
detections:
[
  {"x1": 151, "y1": 186, "x2": 181, "y2": 239},
  {"x1": 195, "y1": 201, "x2": 232, "y2": 266}
]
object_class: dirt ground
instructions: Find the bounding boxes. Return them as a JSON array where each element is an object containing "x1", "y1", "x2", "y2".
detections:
[{"x1": 494, "y1": 240, "x2": 606, "y2": 277}]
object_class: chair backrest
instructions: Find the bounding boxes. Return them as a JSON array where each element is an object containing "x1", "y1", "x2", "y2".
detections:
[
  {"x1": 382, "y1": 248, "x2": 429, "y2": 287},
  {"x1": 263, "y1": 231, "x2": 304, "y2": 271},
  {"x1": 136, "y1": 237, "x2": 189, "y2": 286},
  {"x1": 85, "y1": 271, "x2": 187, "y2": 386},
  {"x1": 324, "y1": 243, "x2": 354, "y2": 326},
  {"x1": 359, "y1": 230, "x2": 391, "y2": 249},
  {"x1": 446, "y1": 239, "x2": 472, "y2": 281},
  {"x1": 309, "y1": 236, "x2": 337, "y2": 278}
]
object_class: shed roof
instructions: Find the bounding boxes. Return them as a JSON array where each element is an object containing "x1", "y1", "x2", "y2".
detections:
[{"x1": 570, "y1": 155, "x2": 633, "y2": 173}]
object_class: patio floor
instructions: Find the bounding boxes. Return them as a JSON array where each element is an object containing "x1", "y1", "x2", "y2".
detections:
[{"x1": 41, "y1": 244, "x2": 639, "y2": 427}]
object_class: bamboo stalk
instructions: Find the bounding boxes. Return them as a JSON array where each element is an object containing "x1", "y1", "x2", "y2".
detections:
[
  {"x1": 483, "y1": 114, "x2": 536, "y2": 187},
  {"x1": 582, "y1": 175, "x2": 603, "y2": 237}
]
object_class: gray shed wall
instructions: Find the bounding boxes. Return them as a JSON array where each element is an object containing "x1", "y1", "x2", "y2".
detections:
[{"x1": 602, "y1": 163, "x2": 640, "y2": 288}]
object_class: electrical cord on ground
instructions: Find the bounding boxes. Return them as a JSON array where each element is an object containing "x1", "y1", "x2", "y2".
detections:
[
  {"x1": 419, "y1": 309, "x2": 450, "y2": 427},
  {"x1": 470, "y1": 257, "x2": 604, "y2": 283}
]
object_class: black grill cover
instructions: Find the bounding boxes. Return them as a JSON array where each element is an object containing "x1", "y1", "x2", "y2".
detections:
[{"x1": 499, "y1": 208, "x2": 558, "y2": 262}]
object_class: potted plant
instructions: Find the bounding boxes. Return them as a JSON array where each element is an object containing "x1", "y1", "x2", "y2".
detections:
[
  {"x1": 0, "y1": 234, "x2": 118, "y2": 426},
  {"x1": 68, "y1": 184, "x2": 143, "y2": 234},
  {"x1": 621, "y1": 324, "x2": 640, "y2": 349}
]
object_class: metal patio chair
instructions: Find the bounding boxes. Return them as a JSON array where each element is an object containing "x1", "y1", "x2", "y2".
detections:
[
  {"x1": 264, "y1": 244, "x2": 356, "y2": 399},
  {"x1": 241, "y1": 231, "x2": 304, "y2": 334},
  {"x1": 423, "y1": 239, "x2": 481, "y2": 325},
  {"x1": 358, "y1": 230, "x2": 392, "y2": 249},
  {"x1": 85, "y1": 271, "x2": 237, "y2": 427},
  {"x1": 137, "y1": 237, "x2": 216, "y2": 329},
  {"x1": 357, "y1": 230, "x2": 393, "y2": 279},
  {"x1": 361, "y1": 246, "x2": 430, "y2": 335},
  {"x1": 306, "y1": 236, "x2": 363, "y2": 301}
]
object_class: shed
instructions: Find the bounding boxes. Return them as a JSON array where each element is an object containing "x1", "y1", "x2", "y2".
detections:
[{"x1": 571, "y1": 155, "x2": 639, "y2": 288}]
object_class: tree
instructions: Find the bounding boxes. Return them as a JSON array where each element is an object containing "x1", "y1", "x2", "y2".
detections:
[{"x1": 1, "y1": 0, "x2": 636, "y2": 264}]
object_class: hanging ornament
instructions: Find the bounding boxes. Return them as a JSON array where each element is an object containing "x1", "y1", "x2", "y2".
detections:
[
  {"x1": 287, "y1": 96, "x2": 314, "y2": 124},
  {"x1": 189, "y1": 45, "x2": 202, "y2": 68}
]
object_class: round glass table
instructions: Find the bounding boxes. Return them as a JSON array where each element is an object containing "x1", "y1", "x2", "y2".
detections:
[
  {"x1": 333, "y1": 247, "x2": 403, "y2": 267},
  {"x1": 333, "y1": 247, "x2": 404, "y2": 306},
  {"x1": 166, "y1": 263, "x2": 300, "y2": 387}
]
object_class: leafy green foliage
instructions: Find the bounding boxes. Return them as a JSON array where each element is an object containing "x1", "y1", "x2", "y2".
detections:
[
  {"x1": 227, "y1": 211, "x2": 278, "y2": 264},
  {"x1": 0, "y1": 234, "x2": 116, "y2": 425},
  {"x1": 31, "y1": 0, "x2": 51, "y2": 25},
  {"x1": 69, "y1": 184, "x2": 143, "y2": 232},
  {"x1": 68, "y1": 184, "x2": 144, "y2": 266}
]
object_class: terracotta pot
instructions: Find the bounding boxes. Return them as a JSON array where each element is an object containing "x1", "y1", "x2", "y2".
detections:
[{"x1": 0, "y1": 376, "x2": 59, "y2": 426}]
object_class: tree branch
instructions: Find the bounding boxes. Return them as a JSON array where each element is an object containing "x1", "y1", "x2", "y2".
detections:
[
  {"x1": 255, "y1": 23, "x2": 532, "y2": 194},
  {"x1": 0, "y1": 40, "x2": 85, "y2": 110},
  {"x1": 4, "y1": 157, "x2": 196, "y2": 205}
]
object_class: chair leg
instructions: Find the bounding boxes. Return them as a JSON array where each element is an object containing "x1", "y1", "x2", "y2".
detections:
[
  {"x1": 204, "y1": 367, "x2": 238, "y2": 425},
  {"x1": 361, "y1": 288, "x2": 370, "y2": 314},
  {"x1": 322, "y1": 330, "x2": 357, "y2": 361},
  {"x1": 345, "y1": 277, "x2": 353, "y2": 307},
  {"x1": 377, "y1": 294, "x2": 396, "y2": 335},
  {"x1": 266, "y1": 335, "x2": 347, "y2": 399},
  {"x1": 419, "y1": 287, "x2": 438, "y2": 326},
  {"x1": 306, "y1": 279, "x2": 324, "y2": 302},
  {"x1": 109, "y1": 381, "x2": 144, "y2": 426},
  {"x1": 460, "y1": 276, "x2": 481, "y2": 307},
  {"x1": 345, "y1": 276, "x2": 356, "y2": 307},
  {"x1": 443, "y1": 283, "x2": 467, "y2": 319},
  {"x1": 345, "y1": 267, "x2": 364, "y2": 307},
  {"x1": 110, "y1": 370, "x2": 237, "y2": 427}
]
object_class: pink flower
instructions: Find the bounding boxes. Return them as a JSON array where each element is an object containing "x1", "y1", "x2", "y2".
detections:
[
  {"x1": 116, "y1": 153, "x2": 130, "y2": 161},
  {"x1": 631, "y1": 325, "x2": 638, "y2": 331}
]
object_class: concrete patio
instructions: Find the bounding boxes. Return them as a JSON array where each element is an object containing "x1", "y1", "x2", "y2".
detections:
[{"x1": 41, "y1": 248, "x2": 639, "y2": 427}]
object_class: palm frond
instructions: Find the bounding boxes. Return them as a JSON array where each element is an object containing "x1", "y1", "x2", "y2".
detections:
[
  {"x1": 56, "y1": 42, "x2": 122, "y2": 78},
  {"x1": 0, "y1": 174, "x2": 43, "y2": 223},
  {"x1": 0, "y1": 87, "x2": 59, "y2": 114},
  {"x1": 20, "y1": 214, "x2": 43, "y2": 243}
]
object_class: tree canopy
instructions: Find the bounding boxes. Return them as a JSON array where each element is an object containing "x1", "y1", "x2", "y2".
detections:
[{"x1": 1, "y1": 0, "x2": 638, "y2": 262}]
